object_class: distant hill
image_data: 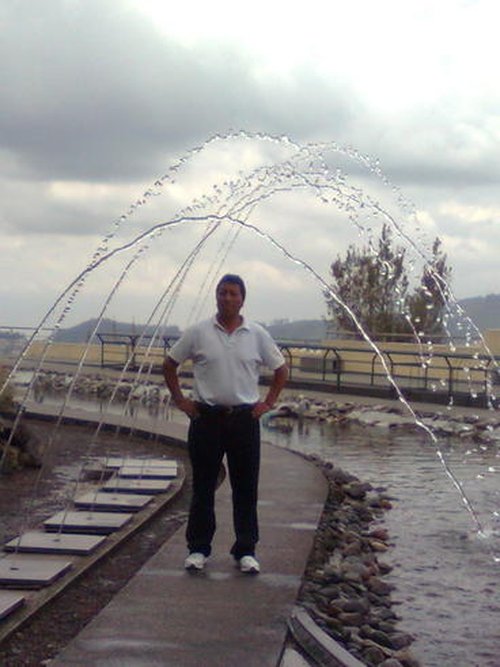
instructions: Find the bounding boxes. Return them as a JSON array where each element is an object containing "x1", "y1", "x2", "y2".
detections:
[
  {"x1": 52, "y1": 295, "x2": 500, "y2": 344},
  {"x1": 457, "y1": 294, "x2": 500, "y2": 331},
  {"x1": 54, "y1": 317, "x2": 328, "y2": 343},
  {"x1": 53, "y1": 318, "x2": 181, "y2": 343}
]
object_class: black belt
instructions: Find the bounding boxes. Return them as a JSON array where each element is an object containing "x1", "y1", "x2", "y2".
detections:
[{"x1": 196, "y1": 402, "x2": 255, "y2": 416}]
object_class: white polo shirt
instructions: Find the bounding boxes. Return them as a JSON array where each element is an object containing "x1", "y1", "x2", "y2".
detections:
[{"x1": 168, "y1": 316, "x2": 285, "y2": 406}]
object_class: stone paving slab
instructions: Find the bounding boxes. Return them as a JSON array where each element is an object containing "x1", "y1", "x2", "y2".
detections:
[
  {"x1": 102, "y1": 457, "x2": 178, "y2": 470},
  {"x1": 0, "y1": 555, "x2": 73, "y2": 588},
  {"x1": 51, "y1": 443, "x2": 327, "y2": 666},
  {"x1": 74, "y1": 491, "x2": 153, "y2": 512},
  {"x1": 4, "y1": 531, "x2": 106, "y2": 555},
  {"x1": 101, "y1": 478, "x2": 172, "y2": 494},
  {"x1": 44, "y1": 510, "x2": 133, "y2": 534},
  {"x1": 117, "y1": 465, "x2": 177, "y2": 479}
]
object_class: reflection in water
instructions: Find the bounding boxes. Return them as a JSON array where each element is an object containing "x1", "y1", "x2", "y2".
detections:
[{"x1": 265, "y1": 419, "x2": 500, "y2": 667}]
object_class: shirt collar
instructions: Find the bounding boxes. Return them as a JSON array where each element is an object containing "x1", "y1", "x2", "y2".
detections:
[{"x1": 212, "y1": 314, "x2": 249, "y2": 332}]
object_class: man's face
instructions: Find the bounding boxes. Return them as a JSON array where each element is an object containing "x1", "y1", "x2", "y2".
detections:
[{"x1": 216, "y1": 281, "x2": 244, "y2": 318}]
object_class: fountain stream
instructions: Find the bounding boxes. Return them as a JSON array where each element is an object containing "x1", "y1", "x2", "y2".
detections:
[{"x1": 1, "y1": 133, "x2": 499, "y2": 658}]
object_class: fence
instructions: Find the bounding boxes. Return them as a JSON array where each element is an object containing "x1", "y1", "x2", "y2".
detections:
[
  {"x1": 277, "y1": 341, "x2": 499, "y2": 407},
  {"x1": 96, "y1": 333, "x2": 499, "y2": 408},
  {"x1": 3, "y1": 328, "x2": 499, "y2": 408}
]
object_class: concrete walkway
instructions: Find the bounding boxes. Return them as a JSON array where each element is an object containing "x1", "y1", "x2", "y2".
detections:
[{"x1": 44, "y1": 410, "x2": 327, "y2": 667}]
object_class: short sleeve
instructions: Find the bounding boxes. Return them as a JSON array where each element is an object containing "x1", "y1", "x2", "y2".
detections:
[
  {"x1": 257, "y1": 326, "x2": 285, "y2": 370},
  {"x1": 168, "y1": 326, "x2": 195, "y2": 365}
]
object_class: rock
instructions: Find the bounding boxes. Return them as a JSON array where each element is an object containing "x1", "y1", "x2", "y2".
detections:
[
  {"x1": 375, "y1": 620, "x2": 398, "y2": 635},
  {"x1": 389, "y1": 632, "x2": 414, "y2": 650},
  {"x1": 393, "y1": 648, "x2": 422, "y2": 666},
  {"x1": 369, "y1": 527, "x2": 390, "y2": 541},
  {"x1": 363, "y1": 647, "x2": 386, "y2": 664},
  {"x1": 338, "y1": 611, "x2": 365, "y2": 626},
  {"x1": 368, "y1": 577, "x2": 394, "y2": 596},
  {"x1": 326, "y1": 602, "x2": 342, "y2": 617},
  {"x1": 344, "y1": 481, "x2": 371, "y2": 499},
  {"x1": 378, "y1": 561, "x2": 393, "y2": 575},
  {"x1": 342, "y1": 540, "x2": 363, "y2": 556},
  {"x1": 339, "y1": 597, "x2": 370, "y2": 614},
  {"x1": 378, "y1": 498, "x2": 394, "y2": 510},
  {"x1": 324, "y1": 616, "x2": 350, "y2": 639},
  {"x1": 342, "y1": 568, "x2": 363, "y2": 584},
  {"x1": 367, "y1": 591, "x2": 392, "y2": 608},
  {"x1": 371, "y1": 607, "x2": 400, "y2": 622},
  {"x1": 329, "y1": 468, "x2": 358, "y2": 485},
  {"x1": 380, "y1": 660, "x2": 404, "y2": 667},
  {"x1": 360, "y1": 624, "x2": 393, "y2": 648},
  {"x1": 319, "y1": 583, "x2": 340, "y2": 599},
  {"x1": 369, "y1": 539, "x2": 389, "y2": 552}
]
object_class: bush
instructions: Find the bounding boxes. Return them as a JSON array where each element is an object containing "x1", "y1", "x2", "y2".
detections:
[{"x1": 0, "y1": 366, "x2": 15, "y2": 413}]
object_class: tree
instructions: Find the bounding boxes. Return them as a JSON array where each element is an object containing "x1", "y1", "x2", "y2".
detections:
[
  {"x1": 326, "y1": 225, "x2": 451, "y2": 340},
  {"x1": 407, "y1": 238, "x2": 452, "y2": 336}
]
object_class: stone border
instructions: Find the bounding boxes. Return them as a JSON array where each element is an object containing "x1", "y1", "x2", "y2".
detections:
[
  {"x1": 280, "y1": 453, "x2": 420, "y2": 667},
  {"x1": 288, "y1": 606, "x2": 366, "y2": 667}
]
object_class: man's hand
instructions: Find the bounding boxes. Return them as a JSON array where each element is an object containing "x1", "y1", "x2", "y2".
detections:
[
  {"x1": 252, "y1": 401, "x2": 273, "y2": 419},
  {"x1": 175, "y1": 397, "x2": 199, "y2": 419}
]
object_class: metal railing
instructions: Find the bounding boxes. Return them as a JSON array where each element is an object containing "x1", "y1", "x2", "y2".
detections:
[
  {"x1": 95, "y1": 333, "x2": 499, "y2": 408},
  {"x1": 3, "y1": 327, "x2": 498, "y2": 408}
]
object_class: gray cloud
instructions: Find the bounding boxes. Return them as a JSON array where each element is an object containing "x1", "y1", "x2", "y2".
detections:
[
  {"x1": 0, "y1": 0, "x2": 359, "y2": 185},
  {"x1": 1, "y1": 0, "x2": 499, "y2": 326}
]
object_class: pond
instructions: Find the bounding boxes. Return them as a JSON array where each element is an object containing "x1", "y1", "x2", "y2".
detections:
[{"x1": 265, "y1": 418, "x2": 500, "y2": 667}]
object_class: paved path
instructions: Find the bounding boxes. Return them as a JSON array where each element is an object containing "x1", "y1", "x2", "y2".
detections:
[{"x1": 40, "y1": 406, "x2": 327, "y2": 666}]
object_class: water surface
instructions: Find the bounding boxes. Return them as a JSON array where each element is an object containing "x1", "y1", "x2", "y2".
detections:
[{"x1": 265, "y1": 419, "x2": 500, "y2": 667}]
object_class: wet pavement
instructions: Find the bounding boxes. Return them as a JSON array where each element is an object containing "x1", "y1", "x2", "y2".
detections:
[{"x1": 40, "y1": 409, "x2": 327, "y2": 666}]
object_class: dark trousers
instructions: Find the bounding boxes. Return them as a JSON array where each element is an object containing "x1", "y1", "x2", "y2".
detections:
[{"x1": 186, "y1": 406, "x2": 260, "y2": 559}]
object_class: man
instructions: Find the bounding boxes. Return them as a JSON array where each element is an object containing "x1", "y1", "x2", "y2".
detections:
[{"x1": 163, "y1": 274, "x2": 288, "y2": 574}]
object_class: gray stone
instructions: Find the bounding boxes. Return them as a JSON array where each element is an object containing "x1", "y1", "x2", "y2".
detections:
[
  {"x1": 367, "y1": 577, "x2": 394, "y2": 596},
  {"x1": 362, "y1": 645, "x2": 387, "y2": 664},
  {"x1": 338, "y1": 612, "x2": 365, "y2": 626},
  {"x1": 339, "y1": 598, "x2": 370, "y2": 614},
  {"x1": 389, "y1": 632, "x2": 414, "y2": 650}
]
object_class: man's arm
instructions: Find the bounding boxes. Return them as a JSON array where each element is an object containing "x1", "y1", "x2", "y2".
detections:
[
  {"x1": 162, "y1": 356, "x2": 199, "y2": 418},
  {"x1": 252, "y1": 363, "x2": 289, "y2": 419}
]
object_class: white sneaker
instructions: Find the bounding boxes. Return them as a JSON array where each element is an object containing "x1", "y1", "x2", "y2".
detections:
[
  {"x1": 184, "y1": 552, "x2": 207, "y2": 571},
  {"x1": 239, "y1": 555, "x2": 260, "y2": 574}
]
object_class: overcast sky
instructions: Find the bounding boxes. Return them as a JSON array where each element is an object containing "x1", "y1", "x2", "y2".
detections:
[{"x1": 1, "y1": 0, "x2": 499, "y2": 330}]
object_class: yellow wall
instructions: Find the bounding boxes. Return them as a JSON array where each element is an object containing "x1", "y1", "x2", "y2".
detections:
[
  {"x1": 24, "y1": 340, "x2": 165, "y2": 367},
  {"x1": 24, "y1": 335, "x2": 497, "y2": 385},
  {"x1": 290, "y1": 335, "x2": 494, "y2": 384},
  {"x1": 484, "y1": 330, "x2": 500, "y2": 355},
  {"x1": 25, "y1": 341, "x2": 102, "y2": 364}
]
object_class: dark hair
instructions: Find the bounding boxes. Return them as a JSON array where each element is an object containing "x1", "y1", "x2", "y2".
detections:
[{"x1": 216, "y1": 274, "x2": 246, "y2": 301}]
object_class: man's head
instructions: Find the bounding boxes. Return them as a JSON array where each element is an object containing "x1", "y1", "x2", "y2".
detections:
[
  {"x1": 216, "y1": 274, "x2": 246, "y2": 301},
  {"x1": 216, "y1": 274, "x2": 246, "y2": 320}
]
